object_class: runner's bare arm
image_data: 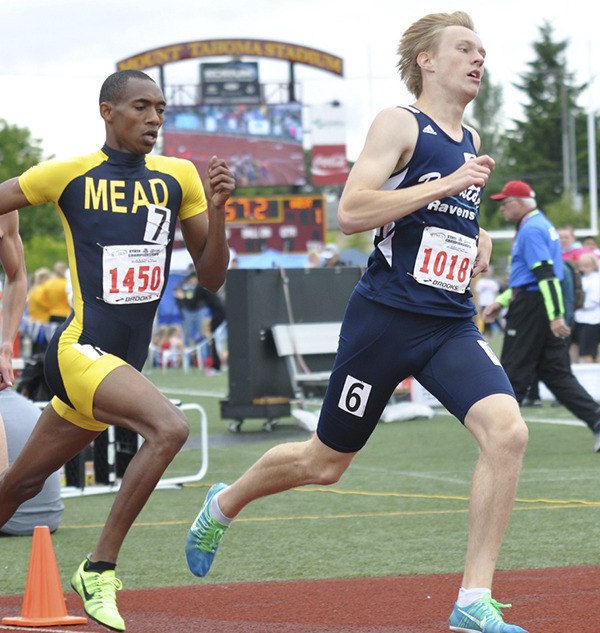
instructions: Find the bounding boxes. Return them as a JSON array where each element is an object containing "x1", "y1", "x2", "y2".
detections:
[
  {"x1": 0, "y1": 178, "x2": 30, "y2": 216},
  {"x1": 338, "y1": 108, "x2": 494, "y2": 234}
]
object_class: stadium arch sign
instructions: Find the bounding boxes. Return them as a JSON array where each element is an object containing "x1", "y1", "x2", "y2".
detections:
[{"x1": 116, "y1": 39, "x2": 344, "y2": 77}]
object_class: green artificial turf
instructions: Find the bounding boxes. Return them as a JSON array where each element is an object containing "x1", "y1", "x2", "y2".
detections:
[{"x1": 2, "y1": 362, "x2": 599, "y2": 595}]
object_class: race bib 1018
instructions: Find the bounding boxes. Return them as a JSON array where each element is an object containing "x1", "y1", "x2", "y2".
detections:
[{"x1": 413, "y1": 227, "x2": 477, "y2": 294}]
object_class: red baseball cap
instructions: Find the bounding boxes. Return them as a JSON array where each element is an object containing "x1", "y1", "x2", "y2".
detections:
[{"x1": 490, "y1": 180, "x2": 535, "y2": 200}]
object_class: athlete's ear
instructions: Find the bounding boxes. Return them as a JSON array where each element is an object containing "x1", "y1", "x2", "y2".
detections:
[
  {"x1": 99, "y1": 101, "x2": 113, "y2": 123},
  {"x1": 417, "y1": 51, "x2": 434, "y2": 71}
]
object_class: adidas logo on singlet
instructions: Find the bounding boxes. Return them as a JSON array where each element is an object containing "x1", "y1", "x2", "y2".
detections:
[{"x1": 422, "y1": 125, "x2": 437, "y2": 135}]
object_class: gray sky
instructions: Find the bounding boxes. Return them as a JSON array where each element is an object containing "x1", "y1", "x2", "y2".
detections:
[{"x1": 2, "y1": 0, "x2": 597, "y2": 162}]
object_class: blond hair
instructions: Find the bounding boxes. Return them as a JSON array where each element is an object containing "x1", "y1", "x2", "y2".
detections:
[
  {"x1": 32, "y1": 267, "x2": 51, "y2": 286},
  {"x1": 579, "y1": 252, "x2": 599, "y2": 271},
  {"x1": 397, "y1": 11, "x2": 475, "y2": 98}
]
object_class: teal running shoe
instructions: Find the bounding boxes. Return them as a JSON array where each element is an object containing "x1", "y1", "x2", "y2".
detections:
[
  {"x1": 185, "y1": 482, "x2": 229, "y2": 577},
  {"x1": 449, "y1": 594, "x2": 528, "y2": 633}
]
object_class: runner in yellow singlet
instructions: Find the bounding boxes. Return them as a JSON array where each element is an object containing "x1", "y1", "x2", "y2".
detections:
[{"x1": 0, "y1": 69, "x2": 235, "y2": 631}]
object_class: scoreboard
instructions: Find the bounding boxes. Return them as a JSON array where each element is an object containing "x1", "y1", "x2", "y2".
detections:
[{"x1": 224, "y1": 195, "x2": 325, "y2": 254}]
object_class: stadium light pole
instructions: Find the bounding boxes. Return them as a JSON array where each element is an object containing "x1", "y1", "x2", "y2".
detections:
[
  {"x1": 587, "y1": 105, "x2": 598, "y2": 237},
  {"x1": 585, "y1": 41, "x2": 598, "y2": 238}
]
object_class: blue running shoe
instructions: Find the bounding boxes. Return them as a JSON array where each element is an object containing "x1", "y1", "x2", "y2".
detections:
[
  {"x1": 448, "y1": 594, "x2": 528, "y2": 633},
  {"x1": 185, "y1": 482, "x2": 229, "y2": 577}
]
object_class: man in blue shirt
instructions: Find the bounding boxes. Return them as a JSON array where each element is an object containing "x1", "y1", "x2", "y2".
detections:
[{"x1": 485, "y1": 180, "x2": 600, "y2": 450}]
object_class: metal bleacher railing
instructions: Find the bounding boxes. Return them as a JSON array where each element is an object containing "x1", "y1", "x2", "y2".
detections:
[{"x1": 11, "y1": 358, "x2": 209, "y2": 498}]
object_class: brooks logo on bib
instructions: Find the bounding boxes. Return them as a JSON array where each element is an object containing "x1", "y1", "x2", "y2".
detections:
[{"x1": 413, "y1": 227, "x2": 477, "y2": 293}]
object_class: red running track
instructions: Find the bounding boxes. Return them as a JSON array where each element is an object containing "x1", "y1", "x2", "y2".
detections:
[{"x1": 1, "y1": 565, "x2": 599, "y2": 632}]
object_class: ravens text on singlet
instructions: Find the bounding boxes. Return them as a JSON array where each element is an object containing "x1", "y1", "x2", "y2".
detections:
[
  {"x1": 18, "y1": 145, "x2": 207, "y2": 415},
  {"x1": 356, "y1": 106, "x2": 483, "y2": 318}
]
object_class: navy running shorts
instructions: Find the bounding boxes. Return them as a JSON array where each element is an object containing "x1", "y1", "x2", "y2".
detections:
[{"x1": 316, "y1": 291, "x2": 515, "y2": 453}]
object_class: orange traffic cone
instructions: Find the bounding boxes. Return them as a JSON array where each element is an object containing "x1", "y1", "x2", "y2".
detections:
[{"x1": 2, "y1": 525, "x2": 88, "y2": 627}]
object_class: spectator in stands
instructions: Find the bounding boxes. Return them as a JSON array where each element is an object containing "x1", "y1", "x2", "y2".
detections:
[
  {"x1": 27, "y1": 267, "x2": 51, "y2": 323},
  {"x1": 165, "y1": 325, "x2": 186, "y2": 364},
  {"x1": 321, "y1": 243, "x2": 345, "y2": 268},
  {"x1": 174, "y1": 267, "x2": 226, "y2": 372},
  {"x1": 555, "y1": 228, "x2": 589, "y2": 369},
  {"x1": 306, "y1": 250, "x2": 322, "y2": 268},
  {"x1": 557, "y1": 225, "x2": 599, "y2": 266},
  {"x1": 558, "y1": 225, "x2": 582, "y2": 260},
  {"x1": 26, "y1": 267, "x2": 52, "y2": 355},
  {"x1": 473, "y1": 267, "x2": 501, "y2": 338},
  {"x1": 41, "y1": 261, "x2": 72, "y2": 324},
  {"x1": 201, "y1": 289, "x2": 226, "y2": 373},
  {"x1": 581, "y1": 235, "x2": 600, "y2": 257},
  {"x1": 174, "y1": 266, "x2": 206, "y2": 348},
  {"x1": 571, "y1": 252, "x2": 600, "y2": 363},
  {"x1": 150, "y1": 324, "x2": 186, "y2": 368},
  {"x1": 0, "y1": 390, "x2": 63, "y2": 535}
]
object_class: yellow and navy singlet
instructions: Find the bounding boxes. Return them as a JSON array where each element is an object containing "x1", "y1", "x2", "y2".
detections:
[
  {"x1": 19, "y1": 145, "x2": 206, "y2": 416},
  {"x1": 356, "y1": 106, "x2": 482, "y2": 318}
]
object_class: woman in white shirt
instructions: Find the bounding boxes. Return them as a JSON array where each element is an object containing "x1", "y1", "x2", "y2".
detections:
[{"x1": 572, "y1": 253, "x2": 600, "y2": 362}]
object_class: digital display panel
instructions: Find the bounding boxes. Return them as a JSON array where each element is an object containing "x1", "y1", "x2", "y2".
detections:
[
  {"x1": 224, "y1": 195, "x2": 325, "y2": 253},
  {"x1": 162, "y1": 103, "x2": 305, "y2": 186}
]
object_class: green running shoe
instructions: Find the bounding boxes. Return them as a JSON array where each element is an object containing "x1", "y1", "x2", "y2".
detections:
[
  {"x1": 448, "y1": 593, "x2": 528, "y2": 633},
  {"x1": 185, "y1": 482, "x2": 229, "y2": 576},
  {"x1": 70, "y1": 558, "x2": 125, "y2": 631}
]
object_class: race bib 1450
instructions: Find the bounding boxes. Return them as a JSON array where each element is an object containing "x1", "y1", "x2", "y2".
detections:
[{"x1": 102, "y1": 244, "x2": 166, "y2": 304}]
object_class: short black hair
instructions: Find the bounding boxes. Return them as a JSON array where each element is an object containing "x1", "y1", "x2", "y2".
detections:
[{"x1": 99, "y1": 70, "x2": 156, "y2": 105}]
